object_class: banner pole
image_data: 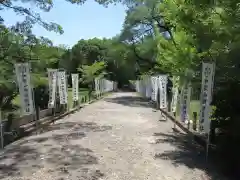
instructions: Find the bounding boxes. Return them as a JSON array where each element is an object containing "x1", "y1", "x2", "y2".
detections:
[
  {"x1": 206, "y1": 130, "x2": 210, "y2": 162},
  {"x1": 0, "y1": 110, "x2": 4, "y2": 149}
]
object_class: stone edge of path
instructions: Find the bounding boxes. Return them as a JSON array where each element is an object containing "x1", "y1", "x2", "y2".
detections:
[
  {"x1": 28, "y1": 92, "x2": 112, "y2": 133},
  {"x1": 3, "y1": 93, "x2": 112, "y2": 149},
  {"x1": 136, "y1": 93, "x2": 208, "y2": 148},
  {"x1": 159, "y1": 108, "x2": 208, "y2": 148}
]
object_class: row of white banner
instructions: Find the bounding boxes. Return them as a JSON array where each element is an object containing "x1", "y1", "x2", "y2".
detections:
[
  {"x1": 14, "y1": 63, "x2": 116, "y2": 116},
  {"x1": 94, "y1": 78, "x2": 116, "y2": 96},
  {"x1": 135, "y1": 62, "x2": 215, "y2": 134}
]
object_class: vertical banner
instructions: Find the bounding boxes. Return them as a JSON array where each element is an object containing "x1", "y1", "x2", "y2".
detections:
[
  {"x1": 97, "y1": 79, "x2": 100, "y2": 95},
  {"x1": 57, "y1": 71, "x2": 68, "y2": 105},
  {"x1": 159, "y1": 75, "x2": 168, "y2": 109},
  {"x1": 96, "y1": 78, "x2": 100, "y2": 96},
  {"x1": 136, "y1": 81, "x2": 140, "y2": 92},
  {"x1": 180, "y1": 82, "x2": 192, "y2": 123},
  {"x1": 146, "y1": 76, "x2": 152, "y2": 98},
  {"x1": 171, "y1": 76, "x2": 180, "y2": 113},
  {"x1": 199, "y1": 62, "x2": 215, "y2": 133},
  {"x1": 94, "y1": 78, "x2": 98, "y2": 96},
  {"x1": 151, "y1": 76, "x2": 157, "y2": 101},
  {"x1": 15, "y1": 63, "x2": 34, "y2": 115},
  {"x1": 99, "y1": 79, "x2": 103, "y2": 94},
  {"x1": 171, "y1": 87, "x2": 179, "y2": 113},
  {"x1": 71, "y1": 74, "x2": 79, "y2": 101},
  {"x1": 47, "y1": 69, "x2": 57, "y2": 108}
]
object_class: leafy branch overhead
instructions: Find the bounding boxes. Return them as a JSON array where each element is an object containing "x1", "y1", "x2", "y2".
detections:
[{"x1": 0, "y1": 0, "x2": 124, "y2": 35}]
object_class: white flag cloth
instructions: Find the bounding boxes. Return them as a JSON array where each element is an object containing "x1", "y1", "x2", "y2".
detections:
[
  {"x1": 145, "y1": 76, "x2": 152, "y2": 98},
  {"x1": 15, "y1": 63, "x2": 34, "y2": 115},
  {"x1": 180, "y1": 82, "x2": 191, "y2": 123},
  {"x1": 199, "y1": 62, "x2": 215, "y2": 133},
  {"x1": 57, "y1": 71, "x2": 68, "y2": 104},
  {"x1": 171, "y1": 76, "x2": 180, "y2": 113},
  {"x1": 47, "y1": 69, "x2": 57, "y2": 108},
  {"x1": 71, "y1": 74, "x2": 79, "y2": 101},
  {"x1": 151, "y1": 76, "x2": 158, "y2": 101},
  {"x1": 159, "y1": 75, "x2": 168, "y2": 109}
]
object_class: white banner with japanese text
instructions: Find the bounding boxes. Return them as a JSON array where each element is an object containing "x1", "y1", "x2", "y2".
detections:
[
  {"x1": 146, "y1": 76, "x2": 152, "y2": 98},
  {"x1": 180, "y1": 82, "x2": 191, "y2": 123},
  {"x1": 47, "y1": 69, "x2": 57, "y2": 108},
  {"x1": 199, "y1": 62, "x2": 215, "y2": 133},
  {"x1": 71, "y1": 74, "x2": 79, "y2": 101},
  {"x1": 171, "y1": 76, "x2": 180, "y2": 113},
  {"x1": 15, "y1": 63, "x2": 34, "y2": 115},
  {"x1": 159, "y1": 75, "x2": 168, "y2": 109},
  {"x1": 151, "y1": 76, "x2": 158, "y2": 101},
  {"x1": 95, "y1": 78, "x2": 99, "y2": 95},
  {"x1": 57, "y1": 71, "x2": 68, "y2": 104}
]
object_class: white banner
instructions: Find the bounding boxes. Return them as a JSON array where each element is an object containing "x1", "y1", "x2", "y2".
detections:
[
  {"x1": 136, "y1": 81, "x2": 140, "y2": 92},
  {"x1": 71, "y1": 74, "x2": 79, "y2": 101},
  {"x1": 151, "y1": 76, "x2": 158, "y2": 101},
  {"x1": 199, "y1": 62, "x2": 215, "y2": 133},
  {"x1": 57, "y1": 71, "x2": 68, "y2": 104},
  {"x1": 99, "y1": 79, "x2": 103, "y2": 93},
  {"x1": 15, "y1": 63, "x2": 34, "y2": 115},
  {"x1": 159, "y1": 75, "x2": 168, "y2": 109},
  {"x1": 146, "y1": 76, "x2": 152, "y2": 98},
  {"x1": 97, "y1": 78, "x2": 100, "y2": 95},
  {"x1": 171, "y1": 76, "x2": 180, "y2": 112},
  {"x1": 180, "y1": 82, "x2": 191, "y2": 123},
  {"x1": 47, "y1": 69, "x2": 57, "y2": 108},
  {"x1": 171, "y1": 87, "x2": 179, "y2": 112}
]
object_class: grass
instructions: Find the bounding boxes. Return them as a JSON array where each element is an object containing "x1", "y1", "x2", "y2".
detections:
[
  {"x1": 190, "y1": 100, "x2": 201, "y2": 120},
  {"x1": 176, "y1": 100, "x2": 200, "y2": 121},
  {"x1": 67, "y1": 88, "x2": 91, "y2": 109},
  {"x1": 176, "y1": 99, "x2": 216, "y2": 125}
]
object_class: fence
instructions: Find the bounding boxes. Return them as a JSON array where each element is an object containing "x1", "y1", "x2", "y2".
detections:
[{"x1": 1, "y1": 78, "x2": 117, "y2": 148}]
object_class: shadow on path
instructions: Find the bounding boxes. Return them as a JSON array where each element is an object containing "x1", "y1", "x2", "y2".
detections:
[
  {"x1": 153, "y1": 128, "x2": 228, "y2": 180},
  {"x1": 104, "y1": 95, "x2": 154, "y2": 108},
  {"x1": 40, "y1": 121, "x2": 112, "y2": 133},
  {"x1": 0, "y1": 121, "x2": 111, "y2": 180}
]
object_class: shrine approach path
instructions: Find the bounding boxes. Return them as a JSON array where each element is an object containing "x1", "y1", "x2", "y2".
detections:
[{"x1": 0, "y1": 92, "x2": 224, "y2": 180}]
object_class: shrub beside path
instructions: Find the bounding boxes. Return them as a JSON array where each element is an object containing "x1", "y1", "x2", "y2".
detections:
[{"x1": 0, "y1": 92, "x2": 225, "y2": 180}]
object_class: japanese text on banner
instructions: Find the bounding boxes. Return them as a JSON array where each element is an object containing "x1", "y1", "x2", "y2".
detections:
[
  {"x1": 57, "y1": 71, "x2": 68, "y2": 104},
  {"x1": 171, "y1": 76, "x2": 180, "y2": 113},
  {"x1": 199, "y1": 63, "x2": 215, "y2": 133},
  {"x1": 159, "y1": 75, "x2": 167, "y2": 109},
  {"x1": 15, "y1": 63, "x2": 34, "y2": 115},
  {"x1": 47, "y1": 69, "x2": 57, "y2": 108},
  {"x1": 72, "y1": 74, "x2": 79, "y2": 101},
  {"x1": 180, "y1": 82, "x2": 191, "y2": 123}
]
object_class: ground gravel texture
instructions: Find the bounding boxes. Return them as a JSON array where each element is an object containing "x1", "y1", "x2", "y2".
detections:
[{"x1": 0, "y1": 92, "x2": 227, "y2": 180}]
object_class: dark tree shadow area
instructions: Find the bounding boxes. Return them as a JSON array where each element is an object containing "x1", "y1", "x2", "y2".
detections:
[
  {"x1": 153, "y1": 128, "x2": 229, "y2": 180},
  {"x1": 0, "y1": 121, "x2": 111, "y2": 180},
  {"x1": 104, "y1": 96, "x2": 155, "y2": 108}
]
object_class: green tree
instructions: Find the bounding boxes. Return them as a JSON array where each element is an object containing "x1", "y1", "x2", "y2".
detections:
[{"x1": 78, "y1": 61, "x2": 106, "y2": 96}]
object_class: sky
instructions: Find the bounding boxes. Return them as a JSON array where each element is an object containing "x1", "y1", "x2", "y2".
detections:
[{"x1": 2, "y1": 0, "x2": 127, "y2": 47}]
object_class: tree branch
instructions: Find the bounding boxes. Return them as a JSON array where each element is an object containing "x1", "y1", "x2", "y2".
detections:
[{"x1": 131, "y1": 37, "x2": 161, "y2": 69}]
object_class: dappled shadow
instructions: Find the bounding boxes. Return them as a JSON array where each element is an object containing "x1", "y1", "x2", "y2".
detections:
[
  {"x1": 0, "y1": 120, "x2": 110, "y2": 179},
  {"x1": 40, "y1": 121, "x2": 112, "y2": 133},
  {"x1": 153, "y1": 130, "x2": 228, "y2": 180},
  {"x1": 104, "y1": 95, "x2": 154, "y2": 108}
]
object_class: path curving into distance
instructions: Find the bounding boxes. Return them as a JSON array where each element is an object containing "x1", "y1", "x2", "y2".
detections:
[{"x1": 0, "y1": 92, "x2": 226, "y2": 180}]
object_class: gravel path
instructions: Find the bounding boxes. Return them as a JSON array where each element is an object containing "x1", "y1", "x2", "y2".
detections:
[{"x1": 0, "y1": 92, "x2": 225, "y2": 180}]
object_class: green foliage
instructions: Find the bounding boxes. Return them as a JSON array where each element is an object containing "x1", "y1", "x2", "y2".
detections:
[
  {"x1": 120, "y1": 0, "x2": 240, "y2": 176},
  {"x1": 78, "y1": 61, "x2": 106, "y2": 85}
]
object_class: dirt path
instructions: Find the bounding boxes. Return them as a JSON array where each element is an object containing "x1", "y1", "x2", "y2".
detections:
[{"x1": 0, "y1": 92, "x2": 224, "y2": 180}]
